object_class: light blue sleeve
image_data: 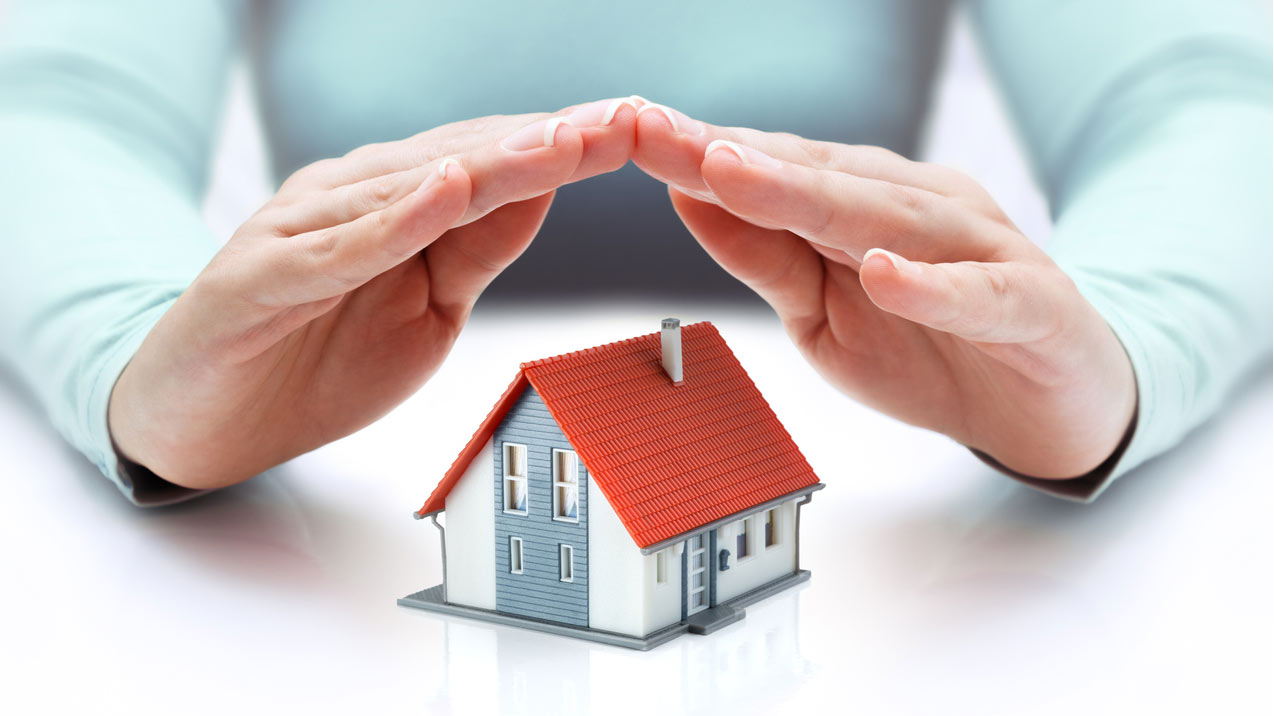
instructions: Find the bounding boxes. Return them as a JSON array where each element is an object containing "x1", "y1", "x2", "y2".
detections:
[
  {"x1": 0, "y1": 1, "x2": 245, "y2": 504},
  {"x1": 968, "y1": 1, "x2": 1273, "y2": 499}
]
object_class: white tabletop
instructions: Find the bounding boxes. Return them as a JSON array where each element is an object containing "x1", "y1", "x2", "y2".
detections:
[{"x1": 0, "y1": 303, "x2": 1270, "y2": 716}]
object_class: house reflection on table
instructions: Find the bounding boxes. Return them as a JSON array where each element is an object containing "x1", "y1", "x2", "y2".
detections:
[{"x1": 420, "y1": 585, "x2": 818, "y2": 716}]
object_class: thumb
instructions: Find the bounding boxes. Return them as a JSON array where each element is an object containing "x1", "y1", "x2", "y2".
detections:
[{"x1": 858, "y1": 248, "x2": 1060, "y2": 344}]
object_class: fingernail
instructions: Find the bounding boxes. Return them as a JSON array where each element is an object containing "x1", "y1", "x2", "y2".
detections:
[
  {"x1": 636, "y1": 103, "x2": 706, "y2": 135},
  {"x1": 675, "y1": 184, "x2": 717, "y2": 203},
  {"x1": 864, "y1": 248, "x2": 921, "y2": 276},
  {"x1": 566, "y1": 97, "x2": 639, "y2": 127},
  {"x1": 501, "y1": 117, "x2": 573, "y2": 151},
  {"x1": 629, "y1": 94, "x2": 650, "y2": 107},
  {"x1": 437, "y1": 157, "x2": 460, "y2": 179},
  {"x1": 704, "y1": 139, "x2": 783, "y2": 169}
]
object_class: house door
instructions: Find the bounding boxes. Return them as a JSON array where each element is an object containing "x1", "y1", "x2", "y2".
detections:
[{"x1": 686, "y1": 534, "x2": 708, "y2": 615}]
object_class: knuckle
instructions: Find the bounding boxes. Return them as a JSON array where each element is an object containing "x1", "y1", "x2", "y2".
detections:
[
  {"x1": 303, "y1": 228, "x2": 364, "y2": 292},
  {"x1": 881, "y1": 182, "x2": 927, "y2": 230},
  {"x1": 363, "y1": 175, "x2": 399, "y2": 209},
  {"x1": 968, "y1": 263, "x2": 1019, "y2": 337},
  {"x1": 978, "y1": 263, "x2": 1012, "y2": 302},
  {"x1": 793, "y1": 172, "x2": 838, "y2": 238},
  {"x1": 431, "y1": 136, "x2": 468, "y2": 158},
  {"x1": 807, "y1": 200, "x2": 838, "y2": 239},
  {"x1": 797, "y1": 138, "x2": 836, "y2": 167},
  {"x1": 369, "y1": 204, "x2": 397, "y2": 236},
  {"x1": 306, "y1": 227, "x2": 342, "y2": 265}
]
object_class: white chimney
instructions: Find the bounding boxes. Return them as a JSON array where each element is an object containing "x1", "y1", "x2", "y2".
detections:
[{"x1": 661, "y1": 318, "x2": 683, "y2": 385}]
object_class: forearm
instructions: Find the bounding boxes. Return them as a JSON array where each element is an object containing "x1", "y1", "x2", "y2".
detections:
[
  {"x1": 0, "y1": 112, "x2": 219, "y2": 502},
  {"x1": 1052, "y1": 92, "x2": 1271, "y2": 485},
  {"x1": 0, "y1": 0, "x2": 242, "y2": 502},
  {"x1": 972, "y1": 0, "x2": 1272, "y2": 496}
]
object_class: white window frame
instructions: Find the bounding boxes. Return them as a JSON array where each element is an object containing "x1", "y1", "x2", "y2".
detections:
[
  {"x1": 764, "y1": 508, "x2": 779, "y2": 549},
  {"x1": 509, "y1": 536, "x2": 524, "y2": 574},
  {"x1": 655, "y1": 550, "x2": 669, "y2": 586},
  {"x1": 559, "y1": 544, "x2": 575, "y2": 582},
  {"x1": 735, "y1": 517, "x2": 752, "y2": 561},
  {"x1": 551, "y1": 448, "x2": 580, "y2": 523},
  {"x1": 503, "y1": 442, "x2": 528, "y2": 515}
]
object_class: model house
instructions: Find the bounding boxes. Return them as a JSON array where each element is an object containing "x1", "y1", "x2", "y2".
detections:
[{"x1": 399, "y1": 319, "x2": 823, "y2": 650}]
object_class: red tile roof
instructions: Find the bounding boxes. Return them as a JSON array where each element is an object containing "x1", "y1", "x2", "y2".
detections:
[{"x1": 415, "y1": 322, "x2": 821, "y2": 549}]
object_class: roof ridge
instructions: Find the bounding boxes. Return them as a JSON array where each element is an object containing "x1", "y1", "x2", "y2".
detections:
[
  {"x1": 519, "y1": 321, "x2": 716, "y2": 372},
  {"x1": 545, "y1": 366, "x2": 750, "y2": 434}
]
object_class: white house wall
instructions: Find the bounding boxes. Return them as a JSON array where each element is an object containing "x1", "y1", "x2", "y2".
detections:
[
  {"x1": 645, "y1": 544, "x2": 682, "y2": 632},
  {"x1": 443, "y1": 437, "x2": 496, "y2": 610},
  {"x1": 714, "y1": 499, "x2": 798, "y2": 604},
  {"x1": 586, "y1": 479, "x2": 646, "y2": 637}
]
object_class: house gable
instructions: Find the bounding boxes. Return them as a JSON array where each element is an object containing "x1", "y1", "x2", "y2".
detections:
[
  {"x1": 492, "y1": 385, "x2": 589, "y2": 627},
  {"x1": 521, "y1": 323, "x2": 820, "y2": 548}
]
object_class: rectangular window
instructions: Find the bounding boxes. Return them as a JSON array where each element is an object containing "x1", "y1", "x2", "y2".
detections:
[
  {"x1": 559, "y1": 544, "x2": 574, "y2": 582},
  {"x1": 503, "y1": 443, "x2": 528, "y2": 515},
  {"x1": 736, "y1": 518, "x2": 751, "y2": 559},
  {"x1": 552, "y1": 449, "x2": 579, "y2": 522},
  {"x1": 764, "y1": 508, "x2": 778, "y2": 548},
  {"x1": 655, "y1": 551, "x2": 668, "y2": 585},
  {"x1": 509, "y1": 536, "x2": 524, "y2": 574}
]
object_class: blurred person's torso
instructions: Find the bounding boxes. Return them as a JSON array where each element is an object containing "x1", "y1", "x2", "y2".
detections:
[{"x1": 248, "y1": 0, "x2": 947, "y2": 300}]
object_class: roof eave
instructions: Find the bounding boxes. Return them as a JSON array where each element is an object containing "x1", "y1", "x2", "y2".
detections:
[
  {"x1": 636, "y1": 482, "x2": 825, "y2": 555},
  {"x1": 413, "y1": 372, "x2": 530, "y2": 518}
]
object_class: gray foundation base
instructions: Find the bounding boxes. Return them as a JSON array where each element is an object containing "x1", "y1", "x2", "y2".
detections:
[{"x1": 398, "y1": 569, "x2": 810, "y2": 651}]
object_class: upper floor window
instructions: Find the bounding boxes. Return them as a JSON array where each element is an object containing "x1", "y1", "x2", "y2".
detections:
[
  {"x1": 503, "y1": 443, "x2": 528, "y2": 515},
  {"x1": 736, "y1": 518, "x2": 751, "y2": 559},
  {"x1": 552, "y1": 449, "x2": 579, "y2": 522}
]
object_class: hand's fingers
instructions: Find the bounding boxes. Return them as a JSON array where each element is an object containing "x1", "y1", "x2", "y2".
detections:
[
  {"x1": 698, "y1": 140, "x2": 1010, "y2": 264},
  {"x1": 270, "y1": 117, "x2": 585, "y2": 238},
  {"x1": 282, "y1": 114, "x2": 545, "y2": 192},
  {"x1": 268, "y1": 99, "x2": 639, "y2": 236},
  {"x1": 558, "y1": 97, "x2": 641, "y2": 182},
  {"x1": 424, "y1": 192, "x2": 557, "y2": 319},
  {"x1": 668, "y1": 188, "x2": 825, "y2": 326},
  {"x1": 242, "y1": 162, "x2": 473, "y2": 307},
  {"x1": 284, "y1": 97, "x2": 642, "y2": 193},
  {"x1": 633, "y1": 102, "x2": 980, "y2": 201},
  {"x1": 266, "y1": 163, "x2": 433, "y2": 236},
  {"x1": 450, "y1": 117, "x2": 584, "y2": 225},
  {"x1": 857, "y1": 248, "x2": 1062, "y2": 344}
]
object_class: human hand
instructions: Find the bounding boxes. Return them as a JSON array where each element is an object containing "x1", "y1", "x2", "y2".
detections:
[
  {"x1": 633, "y1": 104, "x2": 1136, "y2": 479},
  {"x1": 109, "y1": 98, "x2": 643, "y2": 489}
]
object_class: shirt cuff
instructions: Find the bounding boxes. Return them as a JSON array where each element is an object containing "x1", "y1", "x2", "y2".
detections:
[
  {"x1": 83, "y1": 295, "x2": 208, "y2": 506},
  {"x1": 969, "y1": 259, "x2": 1168, "y2": 502},
  {"x1": 970, "y1": 404, "x2": 1138, "y2": 502}
]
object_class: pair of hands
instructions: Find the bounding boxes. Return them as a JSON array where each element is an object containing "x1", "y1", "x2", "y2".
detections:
[{"x1": 109, "y1": 97, "x2": 1135, "y2": 490}]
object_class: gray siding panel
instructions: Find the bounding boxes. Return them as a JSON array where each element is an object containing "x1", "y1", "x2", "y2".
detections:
[{"x1": 493, "y1": 386, "x2": 590, "y2": 627}]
